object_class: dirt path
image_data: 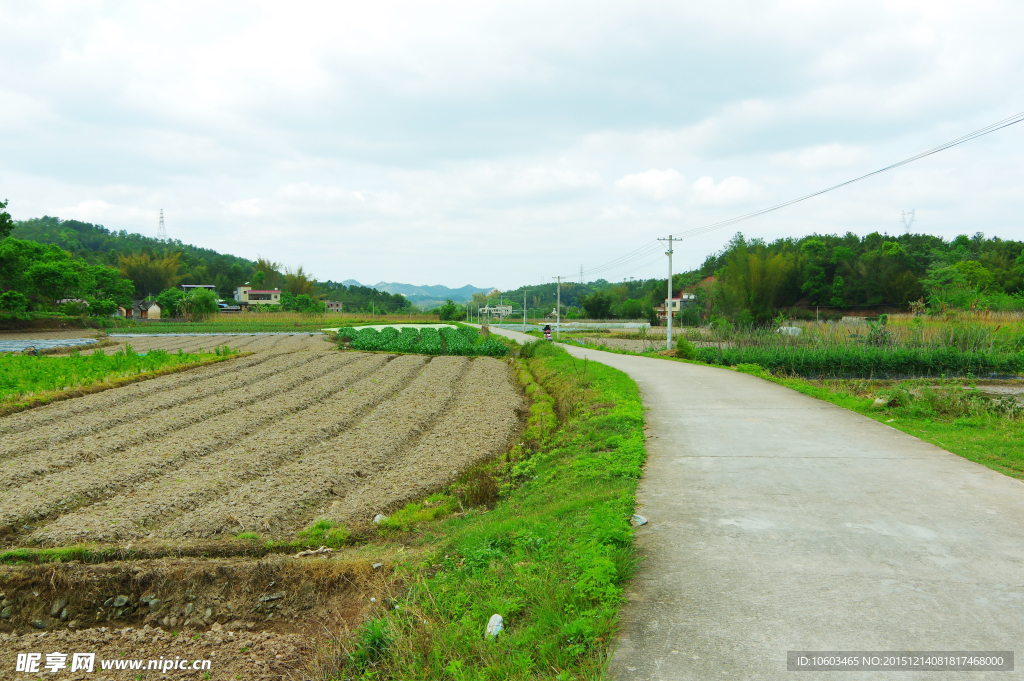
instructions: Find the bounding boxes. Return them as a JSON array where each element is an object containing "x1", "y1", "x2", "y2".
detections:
[{"x1": 482, "y1": 326, "x2": 1024, "y2": 681}]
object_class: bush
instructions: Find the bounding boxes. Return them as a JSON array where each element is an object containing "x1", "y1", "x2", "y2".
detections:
[
  {"x1": 678, "y1": 307, "x2": 701, "y2": 327},
  {"x1": 0, "y1": 291, "x2": 28, "y2": 313},
  {"x1": 60, "y1": 300, "x2": 86, "y2": 316},
  {"x1": 675, "y1": 335, "x2": 697, "y2": 360},
  {"x1": 180, "y1": 288, "x2": 219, "y2": 320},
  {"x1": 88, "y1": 299, "x2": 118, "y2": 317}
]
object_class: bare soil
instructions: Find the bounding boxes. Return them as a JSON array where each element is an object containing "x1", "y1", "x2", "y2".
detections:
[{"x1": 0, "y1": 334, "x2": 525, "y2": 679}]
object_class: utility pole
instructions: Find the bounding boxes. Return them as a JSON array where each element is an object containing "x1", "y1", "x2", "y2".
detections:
[
  {"x1": 580, "y1": 264, "x2": 583, "y2": 285},
  {"x1": 658, "y1": 235, "x2": 674, "y2": 350},
  {"x1": 555, "y1": 276, "x2": 562, "y2": 339},
  {"x1": 523, "y1": 289, "x2": 527, "y2": 332}
]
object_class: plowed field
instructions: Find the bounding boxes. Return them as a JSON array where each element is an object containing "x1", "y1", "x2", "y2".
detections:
[{"x1": 0, "y1": 334, "x2": 524, "y2": 678}]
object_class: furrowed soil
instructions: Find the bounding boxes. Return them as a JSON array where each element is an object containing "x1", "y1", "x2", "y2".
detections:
[{"x1": 0, "y1": 334, "x2": 525, "y2": 679}]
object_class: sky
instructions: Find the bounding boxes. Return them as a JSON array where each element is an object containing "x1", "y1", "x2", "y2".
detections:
[{"x1": 2, "y1": 0, "x2": 1023, "y2": 290}]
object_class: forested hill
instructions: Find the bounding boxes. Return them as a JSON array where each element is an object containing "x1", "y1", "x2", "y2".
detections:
[{"x1": 12, "y1": 216, "x2": 255, "y2": 295}]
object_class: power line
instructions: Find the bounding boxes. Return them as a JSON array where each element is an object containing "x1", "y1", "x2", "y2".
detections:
[
  {"x1": 671, "y1": 109, "x2": 1024, "y2": 242},
  {"x1": 568, "y1": 108, "x2": 1024, "y2": 281}
]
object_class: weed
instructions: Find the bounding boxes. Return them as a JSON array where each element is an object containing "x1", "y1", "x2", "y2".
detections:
[
  {"x1": 457, "y1": 468, "x2": 499, "y2": 508},
  {"x1": 297, "y1": 519, "x2": 350, "y2": 547}
]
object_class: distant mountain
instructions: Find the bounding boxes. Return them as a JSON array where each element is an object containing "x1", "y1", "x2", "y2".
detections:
[
  {"x1": 372, "y1": 282, "x2": 491, "y2": 304},
  {"x1": 340, "y1": 279, "x2": 363, "y2": 286}
]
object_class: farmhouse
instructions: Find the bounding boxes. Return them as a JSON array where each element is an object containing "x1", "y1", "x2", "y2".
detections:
[
  {"x1": 325, "y1": 300, "x2": 343, "y2": 312},
  {"x1": 132, "y1": 301, "x2": 161, "y2": 319},
  {"x1": 234, "y1": 286, "x2": 282, "y2": 307},
  {"x1": 656, "y1": 293, "x2": 695, "y2": 320}
]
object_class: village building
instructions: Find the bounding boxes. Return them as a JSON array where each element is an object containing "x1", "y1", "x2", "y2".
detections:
[
  {"x1": 180, "y1": 284, "x2": 218, "y2": 294},
  {"x1": 656, "y1": 293, "x2": 696, "y2": 320},
  {"x1": 234, "y1": 286, "x2": 282, "y2": 307},
  {"x1": 132, "y1": 301, "x2": 161, "y2": 319},
  {"x1": 325, "y1": 300, "x2": 343, "y2": 312}
]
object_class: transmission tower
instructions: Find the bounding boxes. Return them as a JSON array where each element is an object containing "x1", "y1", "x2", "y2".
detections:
[
  {"x1": 157, "y1": 209, "x2": 168, "y2": 241},
  {"x1": 901, "y1": 209, "x2": 915, "y2": 234}
]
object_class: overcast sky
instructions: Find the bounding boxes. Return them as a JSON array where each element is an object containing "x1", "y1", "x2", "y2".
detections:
[{"x1": 2, "y1": 1, "x2": 1023, "y2": 289}]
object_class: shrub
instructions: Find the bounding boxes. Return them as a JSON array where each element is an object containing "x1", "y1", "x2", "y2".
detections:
[
  {"x1": 0, "y1": 291, "x2": 28, "y2": 313},
  {"x1": 88, "y1": 299, "x2": 118, "y2": 317},
  {"x1": 675, "y1": 335, "x2": 697, "y2": 360},
  {"x1": 60, "y1": 300, "x2": 86, "y2": 316}
]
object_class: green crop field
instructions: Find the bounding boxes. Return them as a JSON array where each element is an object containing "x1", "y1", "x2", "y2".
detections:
[
  {"x1": 337, "y1": 325, "x2": 511, "y2": 357},
  {"x1": 0, "y1": 344, "x2": 232, "y2": 404}
]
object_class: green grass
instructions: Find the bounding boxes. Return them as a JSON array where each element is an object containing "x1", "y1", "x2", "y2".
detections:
[
  {"x1": 304, "y1": 340, "x2": 646, "y2": 680},
  {"x1": 0, "y1": 344, "x2": 231, "y2": 403}
]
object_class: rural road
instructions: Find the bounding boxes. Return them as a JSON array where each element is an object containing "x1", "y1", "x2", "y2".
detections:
[{"x1": 485, "y1": 326, "x2": 1024, "y2": 680}]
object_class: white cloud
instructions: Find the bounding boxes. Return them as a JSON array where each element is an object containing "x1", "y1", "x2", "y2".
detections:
[
  {"x1": 1, "y1": 0, "x2": 1023, "y2": 287},
  {"x1": 771, "y1": 143, "x2": 872, "y2": 170},
  {"x1": 691, "y1": 177, "x2": 760, "y2": 206},
  {"x1": 225, "y1": 198, "x2": 263, "y2": 218},
  {"x1": 615, "y1": 169, "x2": 687, "y2": 201},
  {"x1": 276, "y1": 183, "x2": 366, "y2": 203}
]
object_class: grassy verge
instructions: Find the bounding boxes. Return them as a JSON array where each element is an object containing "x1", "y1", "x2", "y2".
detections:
[
  {"x1": 0, "y1": 345, "x2": 239, "y2": 416},
  {"x1": 303, "y1": 340, "x2": 646, "y2": 680}
]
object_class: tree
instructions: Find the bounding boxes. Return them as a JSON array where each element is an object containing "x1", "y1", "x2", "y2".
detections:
[
  {"x1": 284, "y1": 266, "x2": 317, "y2": 296},
  {"x1": 27, "y1": 260, "x2": 83, "y2": 309},
  {"x1": 0, "y1": 290, "x2": 28, "y2": 313},
  {"x1": 951, "y1": 260, "x2": 997, "y2": 292},
  {"x1": 435, "y1": 299, "x2": 463, "y2": 321},
  {"x1": 118, "y1": 250, "x2": 184, "y2": 296},
  {"x1": 720, "y1": 243, "x2": 791, "y2": 324},
  {"x1": 580, "y1": 290, "x2": 614, "y2": 318},
  {"x1": 87, "y1": 265, "x2": 134, "y2": 306},
  {"x1": 251, "y1": 271, "x2": 267, "y2": 287},
  {"x1": 156, "y1": 288, "x2": 186, "y2": 317},
  {"x1": 618, "y1": 298, "x2": 643, "y2": 319},
  {"x1": 0, "y1": 199, "x2": 12, "y2": 241},
  {"x1": 254, "y1": 257, "x2": 283, "y2": 289},
  {"x1": 179, "y1": 288, "x2": 219, "y2": 320}
]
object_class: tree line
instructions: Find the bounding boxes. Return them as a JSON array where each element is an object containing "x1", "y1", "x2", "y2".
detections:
[{"x1": 486, "y1": 231, "x2": 1024, "y2": 324}]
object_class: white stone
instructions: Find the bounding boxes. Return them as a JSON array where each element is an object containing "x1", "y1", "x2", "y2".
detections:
[{"x1": 486, "y1": 614, "x2": 504, "y2": 639}]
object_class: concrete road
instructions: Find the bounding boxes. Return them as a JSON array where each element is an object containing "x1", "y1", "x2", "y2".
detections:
[{"x1": 487, "y1": 327, "x2": 1024, "y2": 680}]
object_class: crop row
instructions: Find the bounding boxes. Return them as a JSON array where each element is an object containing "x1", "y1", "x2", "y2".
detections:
[
  {"x1": 697, "y1": 345, "x2": 1024, "y2": 378},
  {"x1": 339, "y1": 326, "x2": 509, "y2": 356}
]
